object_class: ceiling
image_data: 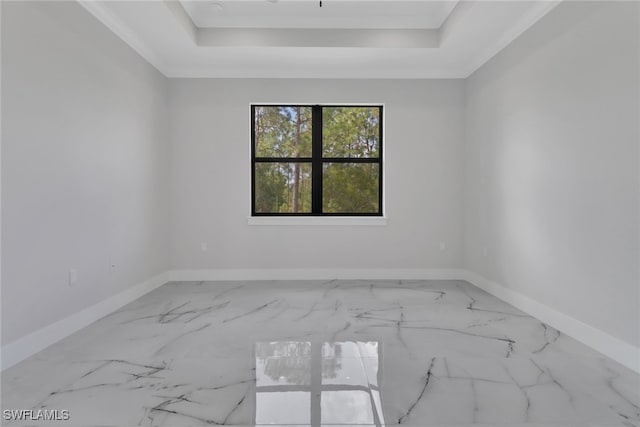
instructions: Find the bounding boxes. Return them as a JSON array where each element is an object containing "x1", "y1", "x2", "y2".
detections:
[
  {"x1": 78, "y1": 0, "x2": 560, "y2": 79},
  {"x1": 179, "y1": 1, "x2": 459, "y2": 29}
]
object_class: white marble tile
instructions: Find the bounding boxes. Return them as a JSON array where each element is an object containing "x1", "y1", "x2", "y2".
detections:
[{"x1": 2, "y1": 280, "x2": 638, "y2": 426}]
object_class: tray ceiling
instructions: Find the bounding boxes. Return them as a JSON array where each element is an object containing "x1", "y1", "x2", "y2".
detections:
[
  {"x1": 78, "y1": 0, "x2": 561, "y2": 78},
  {"x1": 178, "y1": 0, "x2": 459, "y2": 29}
]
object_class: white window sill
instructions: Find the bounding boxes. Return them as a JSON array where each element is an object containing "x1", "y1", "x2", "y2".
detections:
[{"x1": 247, "y1": 216, "x2": 389, "y2": 226}]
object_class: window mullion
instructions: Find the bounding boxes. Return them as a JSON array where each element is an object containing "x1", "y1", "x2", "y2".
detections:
[
  {"x1": 311, "y1": 105, "x2": 323, "y2": 214},
  {"x1": 251, "y1": 105, "x2": 256, "y2": 215},
  {"x1": 378, "y1": 105, "x2": 383, "y2": 216}
]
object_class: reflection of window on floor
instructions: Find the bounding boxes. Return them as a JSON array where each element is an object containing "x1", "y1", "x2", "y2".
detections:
[{"x1": 255, "y1": 341, "x2": 384, "y2": 426}]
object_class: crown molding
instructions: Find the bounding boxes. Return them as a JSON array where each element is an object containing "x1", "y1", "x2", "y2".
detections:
[
  {"x1": 163, "y1": 0, "x2": 197, "y2": 42},
  {"x1": 161, "y1": 67, "x2": 468, "y2": 79},
  {"x1": 77, "y1": 0, "x2": 561, "y2": 79},
  {"x1": 463, "y1": 0, "x2": 562, "y2": 78},
  {"x1": 77, "y1": 0, "x2": 169, "y2": 76}
]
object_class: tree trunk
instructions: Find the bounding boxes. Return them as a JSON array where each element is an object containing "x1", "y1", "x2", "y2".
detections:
[{"x1": 292, "y1": 107, "x2": 301, "y2": 212}]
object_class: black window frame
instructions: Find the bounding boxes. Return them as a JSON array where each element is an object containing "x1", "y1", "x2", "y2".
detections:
[{"x1": 251, "y1": 104, "x2": 383, "y2": 217}]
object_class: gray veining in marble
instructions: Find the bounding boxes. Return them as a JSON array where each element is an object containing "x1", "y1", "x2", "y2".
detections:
[{"x1": 2, "y1": 280, "x2": 639, "y2": 426}]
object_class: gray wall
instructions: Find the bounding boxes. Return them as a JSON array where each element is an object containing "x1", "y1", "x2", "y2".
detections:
[
  {"x1": 1, "y1": 1, "x2": 171, "y2": 345},
  {"x1": 463, "y1": 1, "x2": 640, "y2": 347},
  {"x1": 169, "y1": 79, "x2": 465, "y2": 270},
  {"x1": 3, "y1": 0, "x2": 638, "y2": 356}
]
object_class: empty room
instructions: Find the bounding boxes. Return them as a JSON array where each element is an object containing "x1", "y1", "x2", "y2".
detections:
[{"x1": 1, "y1": 0, "x2": 639, "y2": 426}]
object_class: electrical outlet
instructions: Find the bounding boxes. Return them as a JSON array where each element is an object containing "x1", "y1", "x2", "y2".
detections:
[
  {"x1": 439, "y1": 242, "x2": 446, "y2": 252},
  {"x1": 201, "y1": 242, "x2": 208, "y2": 252},
  {"x1": 110, "y1": 263, "x2": 117, "y2": 273},
  {"x1": 482, "y1": 247, "x2": 489, "y2": 257}
]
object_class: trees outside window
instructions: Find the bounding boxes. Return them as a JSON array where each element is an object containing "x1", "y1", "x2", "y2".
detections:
[{"x1": 252, "y1": 105, "x2": 382, "y2": 216}]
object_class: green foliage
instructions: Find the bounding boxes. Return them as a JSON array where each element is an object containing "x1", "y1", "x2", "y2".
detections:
[
  {"x1": 255, "y1": 106, "x2": 312, "y2": 157},
  {"x1": 255, "y1": 163, "x2": 311, "y2": 213},
  {"x1": 323, "y1": 163, "x2": 379, "y2": 213},
  {"x1": 323, "y1": 107, "x2": 379, "y2": 158},
  {"x1": 254, "y1": 106, "x2": 380, "y2": 214}
]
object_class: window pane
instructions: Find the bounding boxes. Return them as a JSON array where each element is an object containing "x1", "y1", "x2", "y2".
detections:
[
  {"x1": 323, "y1": 163, "x2": 379, "y2": 213},
  {"x1": 255, "y1": 163, "x2": 312, "y2": 213},
  {"x1": 255, "y1": 106, "x2": 312, "y2": 158},
  {"x1": 323, "y1": 107, "x2": 380, "y2": 158}
]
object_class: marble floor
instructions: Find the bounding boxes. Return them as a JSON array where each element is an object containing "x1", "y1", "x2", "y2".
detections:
[{"x1": 2, "y1": 280, "x2": 639, "y2": 427}]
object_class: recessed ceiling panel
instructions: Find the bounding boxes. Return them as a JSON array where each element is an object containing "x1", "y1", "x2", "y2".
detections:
[
  {"x1": 80, "y1": 0, "x2": 561, "y2": 78},
  {"x1": 179, "y1": 0, "x2": 459, "y2": 29}
]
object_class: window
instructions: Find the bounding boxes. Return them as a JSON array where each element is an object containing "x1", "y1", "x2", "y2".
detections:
[
  {"x1": 255, "y1": 341, "x2": 385, "y2": 425},
  {"x1": 251, "y1": 105, "x2": 383, "y2": 216}
]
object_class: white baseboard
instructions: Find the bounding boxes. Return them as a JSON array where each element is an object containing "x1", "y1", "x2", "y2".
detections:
[
  {"x1": 461, "y1": 270, "x2": 640, "y2": 375},
  {"x1": 4, "y1": 268, "x2": 638, "y2": 376},
  {"x1": 169, "y1": 269, "x2": 639, "y2": 374},
  {"x1": 1, "y1": 272, "x2": 169, "y2": 371},
  {"x1": 167, "y1": 268, "x2": 466, "y2": 282}
]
